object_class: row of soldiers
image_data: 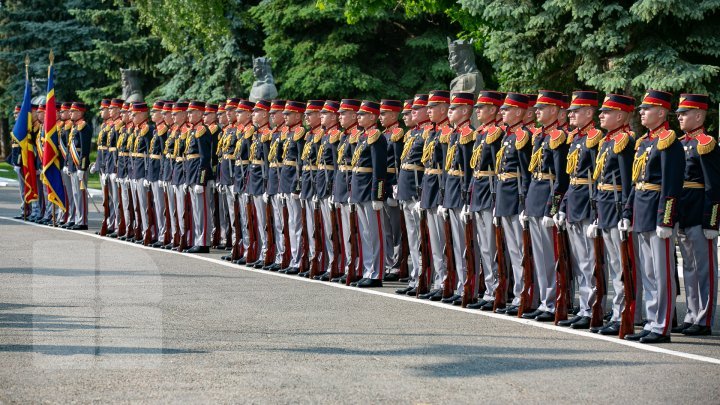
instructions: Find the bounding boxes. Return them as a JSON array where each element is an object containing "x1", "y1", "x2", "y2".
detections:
[{"x1": 11, "y1": 89, "x2": 717, "y2": 344}]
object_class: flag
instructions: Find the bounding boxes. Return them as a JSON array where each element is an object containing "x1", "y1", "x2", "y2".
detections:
[
  {"x1": 41, "y1": 62, "x2": 66, "y2": 212},
  {"x1": 11, "y1": 66, "x2": 38, "y2": 204}
]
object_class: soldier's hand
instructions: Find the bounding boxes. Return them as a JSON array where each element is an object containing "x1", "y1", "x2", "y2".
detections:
[
  {"x1": 78, "y1": 170, "x2": 85, "y2": 178},
  {"x1": 519, "y1": 210, "x2": 528, "y2": 229},
  {"x1": 541, "y1": 216, "x2": 554, "y2": 228},
  {"x1": 553, "y1": 212, "x2": 566, "y2": 228},
  {"x1": 263, "y1": 193, "x2": 269, "y2": 203},
  {"x1": 329, "y1": 195, "x2": 335, "y2": 206},
  {"x1": 655, "y1": 225, "x2": 672, "y2": 239},
  {"x1": 386, "y1": 198, "x2": 399, "y2": 207},
  {"x1": 63, "y1": 166, "x2": 69, "y2": 175},
  {"x1": 194, "y1": 184, "x2": 204, "y2": 194},
  {"x1": 437, "y1": 205, "x2": 448, "y2": 218},
  {"x1": 618, "y1": 218, "x2": 632, "y2": 233},
  {"x1": 292, "y1": 193, "x2": 300, "y2": 200},
  {"x1": 703, "y1": 229, "x2": 719, "y2": 239},
  {"x1": 230, "y1": 185, "x2": 235, "y2": 194},
  {"x1": 460, "y1": 205, "x2": 471, "y2": 223},
  {"x1": 143, "y1": 179, "x2": 150, "y2": 188},
  {"x1": 182, "y1": 184, "x2": 189, "y2": 193},
  {"x1": 372, "y1": 200, "x2": 383, "y2": 211},
  {"x1": 89, "y1": 162, "x2": 97, "y2": 174},
  {"x1": 109, "y1": 173, "x2": 117, "y2": 183},
  {"x1": 586, "y1": 220, "x2": 598, "y2": 239}
]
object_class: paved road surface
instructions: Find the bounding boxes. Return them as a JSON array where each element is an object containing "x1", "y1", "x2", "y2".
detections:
[{"x1": 0, "y1": 185, "x2": 718, "y2": 403}]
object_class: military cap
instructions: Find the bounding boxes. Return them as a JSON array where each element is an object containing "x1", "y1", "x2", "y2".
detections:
[
  {"x1": 38, "y1": 103, "x2": 46, "y2": 112},
  {"x1": 205, "y1": 103, "x2": 218, "y2": 113},
  {"x1": 188, "y1": 101, "x2": 205, "y2": 111},
  {"x1": 284, "y1": 100, "x2": 306, "y2": 113},
  {"x1": 475, "y1": 91, "x2": 504, "y2": 107},
  {"x1": 226, "y1": 98, "x2": 241, "y2": 110},
  {"x1": 567, "y1": 91, "x2": 599, "y2": 111},
  {"x1": 270, "y1": 100, "x2": 286, "y2": 112},
  {"x1": 237, "y1": 100, "x2": 255, "y2": 112},
  {"x1": 535, "y1": 90, "x2": 564, "y2": 107},
  {"x1": 172, "y1": 101, "x2": 189, "y2": 112},
  {"x1": 357, "y1": 100, "x2": 380, "y2": 115},
  {"x1": 638, "y1": 90, "x2": 672, "y2": 110},
  {"x1": 676, "y1": 93, "x2": 709, "y2": 112},
  {"x1": 70, "y1": 102, "x2": 87, "y2": 112},
  {"x1": 218, "y1": 102, "x2": 226, "y2": 113},
  {"x1": 526, "y1": 94, "x2": 538, "y2": 108},
  {"x1": 121, "y1": 102, "x2": 131, "y2": 111},
  {"x1": 14, "y1": 104, "x2": 21, "y2": 113},
  {"x1": 338, "y1": 99, "x2": 361, "y2": 112},
  {"x1": 162, "y1": 102, "x2": 174, "y2": 112},
  {"x1": 380, "y1": 99, "x2": 402, "y2": 112},
  {"x1": 253, "y1": 100, "x2": 271, "y2": 111},
  {"x1": 322, "y1": 100, "x2": 340, "y2": 113},
  {"x1": 305, "y1": 100, "x2": 324, "y2": 112},
  {"x1": 561, "y1": 94, "x2": 570, "y2": 109},
  {"x1": 501, "y1": 93, "x2": 530, "y2": 110},
  {"x1": 100, "y1": 99, "x2": 111, "y2": 109},
  {"x1": 402, "y1": 99, "x2": 413, "y2": 114},
  {"x1": 412, "y1": 94, "x2": 429, "y2": 109},
  {"x1": 131, "y1": 102, "x2": 148, "y2": 112},
  {"x1": 450, "y1": 92, "x2": 475, "y2": 107},
  {"x1": 31, "y1": 104, "x2": 38, "y2": 111},
  {"x1": 427, "y1": 90, "x2": 451, "y2": 106},
  {"x1": 152, "y1": 101, "x2": 165, "y2": 111},
  {"x1": 599, "y1": 94, "x2": 635, "y2": 112},
  {"x1": 110, "y1": 98, "x2": 124, "y2": 108}
]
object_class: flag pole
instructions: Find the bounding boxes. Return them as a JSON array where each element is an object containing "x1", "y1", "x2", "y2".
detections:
[{"x1": 22, "y1": 54, "x2": 29, "y2": 221}]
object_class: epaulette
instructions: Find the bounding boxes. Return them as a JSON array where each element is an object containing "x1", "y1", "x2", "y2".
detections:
[
  {"x1": 328, "y1": 128, "x2": 341, "y2": 144},
  {"x1": 404, "y1": 129, "x2": 412, "y2": 142},
  {"x1": 566, "y1": 129, "x2": 578, "y2": 144},
  {"x1": 66, "y1": 121, "x2": 75, "y2": 131},
  {"x1": 696, "y1": 133, "x2": 716, "y2": 155},
  {"x1": 421, "y1": 126, "x2": 432, "y2": 140},
  {"x1": 485, "y1": 124, "x2": 502, "y2": 144},
  {"x1": 293, "y1": 126, "x2": 305, "y2": 141},
  {"x1": 244, "y1": 125, "x2": 255, "y2": 139},
  {"x1": 139, "y1": 122, "x2": 149, "y2": 137},
  {"x1": 438, "y1": 125, "x2": 452, "y2": 143},
  {"x1": 613, "y1": 131, "x2": 630, "y2": 154},
  {"x1": 657, "y1": 129, "x2": 676, "y2": 151},
  {"x1": 459, "y1": 125, "x2": 474, "y2": 145},
  {"x1": 390, "y1": 127, "x2": 404, "y2": 142},
  {"x1": 209, "y1": 123, "x2": 219, "y2": 135},
  {"x1": 530, "y1": 126, "x2": 541, "y2": 136},
  {"x1": 634, "y1": 134, "x2": 647, "y2": 151},
  {"x1": 515, "y1": 128, "x2": 530, "y2": 149},
  {"x1": 260, "y1": 127, "x2": 273, "y2": 142},
  {"x1": 585, "y1": 127, "x2": 603, "y2": 148},
  {"x1": 313, "y1": 128, "x2": 323, "y2": 143},
  {"x1": 548, "y1": 129, "x2": 566, "y2": 149},
  {"x1": 236, "y1": 123, "x2": 245, "y2": 132},
  {"x1": 157, "y1": 123, "x2": 168, "y2": 136},
  {"x1": 180, "y1": 124, "x2": 190, "y2": 135},
  {"x1": 76, "y1": 120, "x2": 86, "y2": 131},
  {"x1": 366, "y1": 128, "x2": 381, "y2": 144}
]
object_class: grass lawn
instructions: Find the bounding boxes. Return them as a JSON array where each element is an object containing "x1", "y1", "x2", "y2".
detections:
[{"x1": 0, "y1": 150, "x2": 100, "y2": 190}]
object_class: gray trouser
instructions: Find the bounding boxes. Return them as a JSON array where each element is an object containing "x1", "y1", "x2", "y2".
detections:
[
  {"x1": 131, "y1": 179, "x2": 149, "y2": 235},
  {"x1": 42, "y1": 179, "x2": 53, "y2": 221},
  {"x1": 302, "y1": 199, "x2": 316, "y2": 264},
  {"x1": 338, "y1": 203, "x2": 354, "y2": 274},
  {"x1": 402, "y1": 200, "x2": 421, "y2": 288},
  {"x1": 474, "y1": 209, "x2": 498, "y2": 301},
  {"x1": 166, "y1": 183, "x2": 177, "y2": 239},
  {"x1": 383, "y1": 202, "x2": 402, "y2": 272},
  {"x1": 120, "y1": 179, "x2": 133, "y2": 231},
  {"x1": 151, "y1": 180, "x2": 166, "y2": 241},
  {"x1": 61, "y1": 169, "x2": 74, "y2": 221},
  {"x1": 237, "y1": 193, "x2": 250, "y2": 255},
  {"x1": 678, "y1": 225, "x2": 717, "y2": 327},
  {"x1": 637, "y1": 228, "x2": 678, "y2": 335},
  {"x1": 218, "y1": 186, "x2": 230, "y2": 245},
  {"x1": 447, "y1": 208, "x2": 467, "y2": 295},
  {"x1": 174, "y1": 184, "x2": 187, "y2": 237},
  {"x1": 528, "y1": 216, "x2": 556, "y2": 312},
  {"x1": 103, "y1": 177, "x2": 117, "y2": 230},
  {"x1": 356, "y1": 201, "x2": 384, "y2": 280},
  {"x1": 501, "y1": 215, "x2": 533, "y2": 307},
  {"x1": 602, "y1": 228, "x2": 626, "y2": 322},
  {"x1": 190, "y1": 183, "x2": 211, "y2": 247},
  {"x1": 426, "y1": 207, "x2": 447, "y2": 290},
  {"x1": 567, "y1": 219, "x2": 596, "y2": 317},
  {"x1": 320, "y1": 197, "x2": 336, "y2": 273},
  {"x1": 13, "y1": 166, "x2": 24, "y2": 209},
  {"x1": 70, "y1": 170, "x2": 88, "y2": 225},
  {"x1": 271, "y1": 195, "x2": 286, "y2": 265},
  {"x1": 631, "y1": 231, "x2": 645, "y2": 321},
  {"x1": 253, "y1": 195, "x2": 268, "y2": 260},
  {"x1": 224, "y1": 187, "x2": 236, "y2": 246},
  {"x1": 286, "y1": 196, "x2": 303, "y2": 268}
]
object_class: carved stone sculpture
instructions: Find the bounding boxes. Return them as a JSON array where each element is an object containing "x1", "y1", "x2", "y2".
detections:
[
  {"x1": 121, "y1": 68, "x2": 144, "y2": 103},
  {"x1": 249, "y1": 57, "x2": 278, "y2": 103},
  {"x1": 448, "y1": 38, "x2": 484, "y2": 98}
]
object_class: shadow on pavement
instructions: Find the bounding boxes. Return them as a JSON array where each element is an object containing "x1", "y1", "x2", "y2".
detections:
[
  {"x1": 0, "y1": 313, "x2": 127, "y2": 331},
  {"x1": 0, "y1": 267, "x2": 243, "y2": 279},
  {"x1": 0, "y1": 344, "x2": 205, "y2": 356}
]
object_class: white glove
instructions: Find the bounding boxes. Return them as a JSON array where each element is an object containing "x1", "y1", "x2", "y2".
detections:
[
  {"x1": 312, "y1": 195, "x2": 319, "y2": 203},
  {"x1": 656, "y1": 225, "x2": 672, "y2": 239},
  {"x1": 703, "y1": 229, "x2": 719, "y2": 239},
  {"x1": 109, "y1": 173, "x2": 117, "y2": 183},
  {"x1": 437, "y1": 205, "x2": 448, "y2": 218},
  {"x1": 392, "y1": 184, "x2": 398, "y2": 199},
  {"x1": 262, "y1": 192, "x2": 269, "y2": 203},
  {"x1": 414, "y1": 202, "x2": 423, "y2": 215},
  {"x1": 216, "y1": 182, "x2": 223, "y2": 191},
  {"x1": 89, "y1": 162, "x2": 97, "y2": 174},
  {"x1": 541, "y1": 216, "x2": 554, "y2": 228},
  {"x1": 329, "y1": 195, "x2": 335, "y2": 206},
  {"x1": 553, "y1": 212, "x2": 566, "y2": 228},
  {"x1": 78, "y1": 170, "x2": 85, "y2": 178},
  {"x1": 334, "y1": 202, "x2": 342, "y2": 209},
  {"x1": 519, "y1": 210, "x2": 528, "y2": 229},
  {"x1": 143, "y1": 179, "x2": 150, "y2": 188},
  {"x1": 586, "y1": 220, "x2": 598, "y2": 239},
  {"x1": 493, "y1": 216, "x2": 499, "y2": 227},
  {"x1": 461, "y1": 205, "x2": 472, "y2": 223},
  {"x1": 292, "y1": 193, "x2": 300, "y2": 200},
  {"x1": 618, "y1": 218, "x2": 632, "y2": 233},
  {"x1": 100, "y1": 173, "x2": 106, "y2": 184},
  {"x1": 182, "y1": 184, "x2": 189, "y2": 193},
  {"x1": 230, "y1": 185, "x2": 235, "y2": 194},
  {"x1": 372, "y1": 201, "x2": 383, "y2": 211},
  {"x1": 194, "y1": 184, "x2": 204, "y2": 194},
  {"x1": 347, "y1": 197, "x2": 352, "y2": 204},
  {"x1": 386, "y1": 198, "x2": 399, "y2": 207},
  {"x1": 63, "y1": 166, "x2": 69, "y2": 175}
]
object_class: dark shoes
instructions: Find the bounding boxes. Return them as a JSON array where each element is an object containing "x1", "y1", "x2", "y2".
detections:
[
  {"x1": 671, "y1": 322, "x2": 692, "y2": 334},
  {"x1": 357, "y1": 278, "x2": 382, "y2": 288},
  {"x1": 70, "y1": 224, "x2": 88, "y2": 230},
  {"x1": 682, "y1": 324, "x2": 712, "y2": 336},
  {"x1": 558, "y1": 315, "x2": 582, "y2": 327},
  {"x1": 419, "y1": 289, "x2": 441, "y2": 300},
  {"x1": 624, "y1": 330, "x2": 651, "y2": 341},
  {"x1": 570, "y1": 316, "x2": 591, "y2": 330},
  {"x1": 383, "y1": 273, "x2": 400, "y2": 282},
  {"x1": 639, "y1": 332, "x2": 671, "y2": 344},
  {"x1": 396, "y1": 286, "x2": 413, "y2": 295},
  {"x1": 598, "y1": 321, "x2": 620, "y2": 335},
  {"x1": 535, "y1": 311, "x2": 555, "y2": 322},
  {"x1": 467, "y1": 300, "x2": 488, "y2": 310},
  {"x1": 441, "y1": 294, "x2": 460, "y2": 304},
  {"x1": 186, "y1": 246, "x2": 210, "y2": 254},
  {"x1": 522, "y1": 309, "x2": 543, "y2": 319}
]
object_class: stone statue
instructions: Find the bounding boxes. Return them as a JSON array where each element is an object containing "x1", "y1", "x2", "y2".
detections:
[
  {"x1": 31, "y1": 77, "x2": 47, "y2": 106},
  {"x1": 249, "y1": 57, "x2": 278, "y2": 103},
  {"x1": 121, "y1": 68, "x2": 144, "y2": 103},
  {"x1": 448, "y1": 38, "x2": 484, "y2": 97}
]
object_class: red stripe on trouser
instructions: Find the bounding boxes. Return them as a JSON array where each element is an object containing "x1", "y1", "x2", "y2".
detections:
[
  {"x1": 376, "y1": 209, "x2": 384, "y2": 279},
  {"x1": 356, "y1": 211, "x2": 363, "y2": 278},
  {"x1": 203, "y1": 188, "x2": 207, "y2": 246},
  {"x1": 707, "y1": 239, "x2": 715, "y2": 328},
  {"x1": 319, "y1": 210, "x2": 326, "y2": 272},
  {"x1": 337, "y1": 210, "x2": 346, "y2": 274},
  {"x1": 83, "y1": 190, "x2": 87, "y2": 224},
  {"x1": 662, "y1": 238, "x2": 672, "y2": 336}
]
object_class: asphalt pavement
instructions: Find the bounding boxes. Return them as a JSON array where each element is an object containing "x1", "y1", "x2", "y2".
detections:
[{"x1": 0, "y1": 184, "x2": 718, "y2": 403}]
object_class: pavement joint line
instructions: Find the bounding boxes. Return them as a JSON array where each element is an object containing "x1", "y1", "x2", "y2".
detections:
[{"x1": 2, "y1": 214, "x2": 719, "y2": 366}]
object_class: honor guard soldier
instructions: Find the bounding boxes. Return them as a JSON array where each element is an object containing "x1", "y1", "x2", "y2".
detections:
[
  {"x1": 378, "y1": 99, "x2": 404, "y2": 281},
  {"x1": 130, "y1": 102, "x2": 153, "y2": 244},
  {"x1": 440, "y1": 92, "x2": 475, "y2": 304},
  {"x1": 246, "y1": 99, "x2": 274, "y2": 267},
  {"x1": 106, "y1": 99, "x2": 124, "y2": 236},
  {"x1": 558, "y1": 95, "x2": 570, "y2": 132},
  {"x1": 350, "y1": 100, "x2": 387, "y2": 288},
  {"x1": 92, "y1": 99, "x2": 112, "y2": 232},
  {"x1": 184, "y1": 101, "x2": 213, "y2": 253},
  {"x1": 418, "y1": 90, "x2": 452, "y2": 300},
  {"x1": 170, "y1": 102, "x2": 189, "y2": 249},
  {"x1": 65, "y1": 102, "x2": 92, "y2": 230},
  {"x1": 203, "y1": 103, "x2": 222, "y2": 249},
  {"x1": 521, "y1": 90, "x2": 569, "y2": 321},
  {"x1": 590, "y1": 94, "x2": 636, "y2": 335},
  {"x1": 219, "y1": 98, "x2": 241, "y2": 259},
  {"x1": 231, "y1": 100, "x2": 255, "y2": 264},
  {"x1": 496, "y1": 93, "x2": 533, "y2": 315},
  {"x1": 524, "y1": 94, "x2": 539, "y2": 134},
  {"x1": 264, "y1": 99, "x2": 288, "y2": 271},
  {"x1": 116, "y1": 102, "x2": 135, "y2": 239},
  {"x1": 10, "y1": 104, "x2": 25, "y2": 219},
  {"x1": 395, "y1": 96, "x2": 431, "y2": 295},
  {"x1": 215, "y1": 102, "x2": 231, "y2": 250},
  {"x1": 466, "y1": 91, "x2": 505, "y2": 310},
  {"x1": 278, "y1": 100, "x2": 307, "y2": 274},
  {"x1": 160, "y1": 102, "x2": 179, "y2": 248},
  {"x1": 35, "y1": 104, "x2": 48, "y2": 224},
  {"x1": 299, "y1": 100, "x2": 324, "y2": 277},
  {"x1": 675, "y1": 94, "x2": 719, "y2": 336},
  {"x1": 148, "y1": 101, "x2": 169, "y2": 247},
  {"x1": 554, "y1": 91, "x2": 601, "y2": 329},
  {"x1": 58, "y1": 102, "x2": 75, "y2": 225},
  {"x1": 622, "y1": 90, "x2": 684, "y2": 344},
  {"x1": 314, "y1": 100, "x2": 341, "y2": 280},
  {"x1": 331, "y1": 99, "x2": 361, "y2": 282}
]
